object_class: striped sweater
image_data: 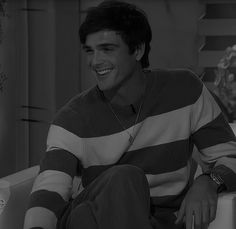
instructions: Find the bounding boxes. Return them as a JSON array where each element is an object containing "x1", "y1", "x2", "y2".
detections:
[{"x1": 24, "y1": 69, "x2": 236, "y2": 229}]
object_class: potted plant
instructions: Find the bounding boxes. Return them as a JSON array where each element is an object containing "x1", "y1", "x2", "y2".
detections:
[{"x1": 214, "y1": 45, "x2": 236, "y2": 121}]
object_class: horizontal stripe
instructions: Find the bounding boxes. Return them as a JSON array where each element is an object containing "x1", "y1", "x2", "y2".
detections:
[
  {"x1": 146, "y1": 165, "x2": 189, "y2": 188},
  {"x1": 54, "y1": 91, "x2": 125, "y2": 137},
  {"x1": 53, "y1": 69, "x2": 203, "y2": 138},
  {"x1": 47, "y1": 124, "x2": 130, "y2": 168},
  {"x1": 40, "y1": 149, "x2": 78, "y2": 177},
  {"x1": 150, "y1": 180, "x2": 191, "y2": 209},
  {"x1": 191, "y1": 84, "x2": 221, "y2": 132},
  {"x1": 81, "y1": 161, "x2": 192, "y2": 191},
  {"x1": 200, "y1": 141, "x2": 236, "y2": 165},
  {"x1": 129, "y1": 105, "x2": 192, "y2": 151},
  {"x1": 29, "y1": 190, "x2": 68, "y2": 219},
  {"x1": 31, "y1": 170, "x2": 73, "y2": 201},
  {"x1": 147, "y1": 165, "x2": 190, "y2": 197},
  {"x1": 24, "y1": 207, "x2": 57, "y2": 229},
  {"x1": 50, "y1": 98, "x2": 194, "y2": 150},
  {"x1": 47, "y1": 124, "x2": 84, "y2": 159},
  {"x1": 47, "y1": 105, "x2": 194, "y2": 169},
  {"x1": 193, "y1": 114, "x2": 236, "y2": 149},
  {"x1": 82, "y1": 105, "x2": 194, "y2": 168},
  {"x1": 118, "y1": 139, "x2": 193, "y2": 174},
  {"x1": 150, "y1": 181, "x2": 187, "y2": 197},
  {"x1": 214, "y1": 156, "x2": 236, "y2": 174}
]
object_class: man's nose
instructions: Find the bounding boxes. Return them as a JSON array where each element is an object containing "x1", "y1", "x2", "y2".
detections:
[{"x1": 91, "y1": 51, "x2": 104, "y2": 66}]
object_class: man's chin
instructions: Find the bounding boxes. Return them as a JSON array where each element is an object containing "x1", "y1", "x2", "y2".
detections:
[
  {"x1": 98, "y1": 84, "x2": 115, "y2": 92},
  {"x1": 97, "y1": 82, "x2": 120, "y2": 99}
]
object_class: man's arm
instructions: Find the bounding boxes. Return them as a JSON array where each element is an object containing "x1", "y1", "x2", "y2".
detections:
[
  {"x1": 190, "y1": 85, "x2": 236, "y2": 192},
  {"x1": 176, "y1": 74, "x2": 236, "y2": 229},
  {"x1": 23, "y1": 149, "x2": 78, "y2": 229}
]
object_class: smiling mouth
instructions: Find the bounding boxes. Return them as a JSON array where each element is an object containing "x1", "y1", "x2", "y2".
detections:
[{"x1": 95, "y1": 68, "x2": 114, "y2": 76}]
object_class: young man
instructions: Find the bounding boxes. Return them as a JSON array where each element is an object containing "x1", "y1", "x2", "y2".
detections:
[{"x1": 24, "y1": 1, "x2": 236, "y2": 229}]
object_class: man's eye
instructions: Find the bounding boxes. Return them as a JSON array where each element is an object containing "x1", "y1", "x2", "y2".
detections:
[
  {"x1": 103, "y1": 47, "x2": 114, "y2": 52},
  {"x1": 85, "y1": 49, "x2": 94, "y2": 54}
]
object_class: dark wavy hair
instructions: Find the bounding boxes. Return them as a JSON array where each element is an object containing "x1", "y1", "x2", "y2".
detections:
[{"x1": 79, "y1": 1, "x2": 152, "y2": 68}]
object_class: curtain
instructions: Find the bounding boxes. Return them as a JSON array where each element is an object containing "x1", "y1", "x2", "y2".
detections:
[
  {"x1": 0, "y1": 0, "x2": 80, "y2": 177},
  {"x1": 0, "y1": 0, "x2": 56, "y2": 177}
]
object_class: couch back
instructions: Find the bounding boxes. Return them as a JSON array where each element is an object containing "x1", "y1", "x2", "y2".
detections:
[{"x1": 0, "y1": 166, "x2": 39, "y2": 229}]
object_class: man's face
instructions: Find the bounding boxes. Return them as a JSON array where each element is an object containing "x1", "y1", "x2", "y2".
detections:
[{"x1": 83, "y1": 30, "x2": 138, "y2": 91}]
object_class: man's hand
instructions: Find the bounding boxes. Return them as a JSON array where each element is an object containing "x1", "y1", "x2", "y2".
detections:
[{"x1": 175, "y1": 175, "x2": 218, "y2": 229}]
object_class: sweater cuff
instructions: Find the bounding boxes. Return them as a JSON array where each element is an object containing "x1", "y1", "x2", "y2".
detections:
[{"x1": 211, "y1": 165, "x2": 236, "y2": 192}]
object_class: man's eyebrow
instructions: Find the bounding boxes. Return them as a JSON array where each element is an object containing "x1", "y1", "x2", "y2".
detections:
[
  {"x1": 98, "y1": 43, "x2": 119, "y2": 48},
  {"x1": 83, "y1": 43, "x2": 119, "y2": 49}
]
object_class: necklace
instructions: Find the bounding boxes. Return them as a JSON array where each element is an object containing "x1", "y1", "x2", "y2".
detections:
[{"x1": 106, "y1": 96, "x2": 145, "y2": 146}]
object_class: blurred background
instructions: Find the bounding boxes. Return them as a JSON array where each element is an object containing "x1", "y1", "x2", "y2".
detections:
[{"x1": 0, "y1": 0, "x2": 236, "y2": 177}]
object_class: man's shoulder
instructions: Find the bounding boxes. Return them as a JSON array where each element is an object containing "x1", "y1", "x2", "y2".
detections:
[
  {"x1": 148, "y1": 68, "x2": 201, "y2": 84},
  {"x1": 145, "y1": 68, "x2": 204, "y2": 107},
  {"x1": 50, "y1": 85, "x2": 101, "y2": 136},
  {"x1": 54, "y1": 86, "x2": 99, "y2": 122},
  {"x1": 148, "y1": 68, "x2": 203, "y2": 93},
  {"x1": 62, "y1": 85, "x2": 98, "y2": 112}
]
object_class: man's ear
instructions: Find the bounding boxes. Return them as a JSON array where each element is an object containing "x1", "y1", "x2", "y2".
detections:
[{"x1": 135, "y1": 43, "x2": 145, "y2": 61}]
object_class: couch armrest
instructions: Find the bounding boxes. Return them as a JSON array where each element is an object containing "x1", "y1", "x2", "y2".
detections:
[
  {"x1": 0, "y1": 166, "x2": 39, "y2": 229},
  {"x1": 208, "y1": 192, "x2": 236, "y2": 229}
]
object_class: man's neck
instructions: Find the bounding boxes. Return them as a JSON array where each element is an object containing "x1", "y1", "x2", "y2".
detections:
[{"x1": 103, "y1": 67, "x2": 146, "y2": 106}]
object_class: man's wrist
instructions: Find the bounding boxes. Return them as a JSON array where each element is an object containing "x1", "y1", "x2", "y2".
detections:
[{"x1": 199, "y1": 172, "x2": 226, "y2": 193}]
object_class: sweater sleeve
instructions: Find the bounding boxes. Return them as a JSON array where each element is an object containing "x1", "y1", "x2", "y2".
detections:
[
  {"x1": 191, "y1": 80, "x2": 236, "y2": 192},
  {"x1": 23, "y1": 149, "x2": 78, "y2": 229},
  {"x1": 24, "y1": 117, "x2": 82, "y2": 228}
]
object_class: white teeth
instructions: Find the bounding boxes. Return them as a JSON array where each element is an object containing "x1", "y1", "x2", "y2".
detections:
[{"x1": 96, "y1": 68, "x2": 113, "y2": 75}]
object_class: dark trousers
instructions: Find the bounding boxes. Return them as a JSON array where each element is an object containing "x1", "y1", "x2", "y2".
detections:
[{"x1": 57, "y1": 165, "x2": 184, "y2": 229}]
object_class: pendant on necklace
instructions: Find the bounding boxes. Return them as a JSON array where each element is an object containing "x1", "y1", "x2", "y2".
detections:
[{"x1": 129, "y1": 135, "x2": 134, "y2": 145}]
